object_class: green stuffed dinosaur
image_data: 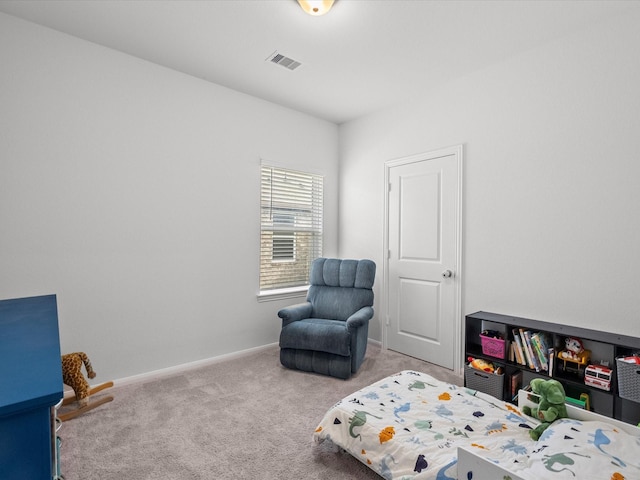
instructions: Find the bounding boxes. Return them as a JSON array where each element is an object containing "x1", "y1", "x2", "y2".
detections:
[{"x1": 522, "y1": 378, "x2": 568, "y2": 440}]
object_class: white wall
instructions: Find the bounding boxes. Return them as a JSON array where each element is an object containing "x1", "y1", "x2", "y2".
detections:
[
  {"x1": 3, "y1": 7, "x2": 639, "y2": 382},
  {"x1": 339, "y1": 10, "x2": 640, "y2": 343},
  {"x1": 0, "y1": 13, "x2": 339, "y2": 381}
]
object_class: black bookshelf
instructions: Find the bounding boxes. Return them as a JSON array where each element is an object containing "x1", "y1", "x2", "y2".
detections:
[{"x1": 465, "y1": 311, "x2": 640, "y2": 425}]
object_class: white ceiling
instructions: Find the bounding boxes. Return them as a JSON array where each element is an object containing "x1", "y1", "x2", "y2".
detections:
[{"x1": 1, "y1": 0, "x2": 638, "y2": 124}]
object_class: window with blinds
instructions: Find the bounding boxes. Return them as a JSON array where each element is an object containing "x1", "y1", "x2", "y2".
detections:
[{"x1": 260, "y1": 165, "x2": 323, "y2": 292}]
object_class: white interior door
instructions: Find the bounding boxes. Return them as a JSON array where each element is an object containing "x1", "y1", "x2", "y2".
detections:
[{"x1": 384, "y1": 145, "x2": 462, "y2": 370}]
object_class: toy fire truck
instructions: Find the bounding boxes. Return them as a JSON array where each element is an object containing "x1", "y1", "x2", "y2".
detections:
[{"x1": 584, "y1": 364, "x2": 613, "y2": 391}]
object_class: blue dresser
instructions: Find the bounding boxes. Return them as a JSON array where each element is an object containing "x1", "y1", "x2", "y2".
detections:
[{"x1": 0, "y1": 295, "x2": 64, "y2": 479}]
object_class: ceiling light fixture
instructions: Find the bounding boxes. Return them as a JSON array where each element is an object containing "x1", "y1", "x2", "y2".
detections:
[{"x1": 297, "y1": 0, "x2": 335, "y2": 16}]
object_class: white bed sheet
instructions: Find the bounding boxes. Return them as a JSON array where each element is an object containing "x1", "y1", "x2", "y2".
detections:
[
  {"x1": 313, "y1": 370, "x2": 539, "y2": 479},
  {"x1": 313, "y1": 370, "x2": 640, "y2": 480}
]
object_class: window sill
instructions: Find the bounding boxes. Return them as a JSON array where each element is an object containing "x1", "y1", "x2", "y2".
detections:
[{"x1": 257, "y1": 286, "x2": 309, "y2": 303}]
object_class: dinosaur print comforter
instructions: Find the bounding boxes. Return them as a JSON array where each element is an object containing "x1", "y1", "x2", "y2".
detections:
[{"x1": 313, "y1": 370, "x2": 640, "y2": 479}]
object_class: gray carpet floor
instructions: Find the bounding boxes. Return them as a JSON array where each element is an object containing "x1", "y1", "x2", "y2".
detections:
[{"x1": 59, "y1": 344, "x2": 462, "y2": 479}]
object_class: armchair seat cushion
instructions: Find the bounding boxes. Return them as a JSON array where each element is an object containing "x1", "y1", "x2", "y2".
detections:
[{"x1": 280, "y1": 319, "x2": 350, "y2": 357}]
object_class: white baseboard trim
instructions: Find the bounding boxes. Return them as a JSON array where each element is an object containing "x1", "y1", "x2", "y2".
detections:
[
  {"x1": 112, "y1": 338, "x2": 381, "y2": 388},
  {"x1": 113, "y1": 342, "x2": 279, "y2": 388}
]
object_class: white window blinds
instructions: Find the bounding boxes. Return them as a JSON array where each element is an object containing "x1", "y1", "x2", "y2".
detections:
[{"x1": 260, "y1": 165, "x2": 323, "y2": 291}]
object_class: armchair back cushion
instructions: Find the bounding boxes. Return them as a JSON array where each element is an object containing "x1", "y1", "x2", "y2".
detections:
[{"x1": 307, "y1": 258, "x2": 375, "y2": 320}]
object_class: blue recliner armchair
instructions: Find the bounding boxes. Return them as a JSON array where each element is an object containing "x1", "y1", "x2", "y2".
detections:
[{"x1": 278, "y1": 257, "x2": 376, "y2": 379}]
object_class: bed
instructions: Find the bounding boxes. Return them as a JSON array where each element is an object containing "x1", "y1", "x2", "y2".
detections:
[{"x1": 313, "y1": 370, "x2": 640, "y2": 479}]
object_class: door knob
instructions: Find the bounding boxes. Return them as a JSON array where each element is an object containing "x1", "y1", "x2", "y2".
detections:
[{"x1": 442, "y1": 270, "x2": 453, "y2": 278}]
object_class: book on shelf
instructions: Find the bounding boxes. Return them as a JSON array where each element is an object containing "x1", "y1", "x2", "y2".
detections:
[
  {"x1": 524, "y1": 330, "x2": 541, "y2": 372},
  {"x1": 509, "y1": 370, "x2": 523, "y2": 401},
  {"x1": 518, "y1": 328, "x2": 535, "y2": 370},
  {"x1": 530, "y1": 332, "x2": 549, "y2": 372},
  {"x1": 539, "y1": 333, "x2": 552, "y2": 372},
  {"x1": 536, "y1": 332, "x2": 551, "y2": 372},
  {"x1": 511, "y1": 328, "x2": 552, "y2": 372},
  {"x1": 511, "y1": 329, "x2": 526, "y2": 366}
]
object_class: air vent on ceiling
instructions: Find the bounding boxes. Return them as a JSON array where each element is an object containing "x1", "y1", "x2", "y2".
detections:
[{"x1": 266, "y1": 51, "x2": 302, "y2": 71}]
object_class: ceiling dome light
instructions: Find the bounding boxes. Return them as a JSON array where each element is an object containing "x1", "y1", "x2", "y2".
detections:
[{"x1": 297, "y1": 0, "x2": 335, "y2": 16}]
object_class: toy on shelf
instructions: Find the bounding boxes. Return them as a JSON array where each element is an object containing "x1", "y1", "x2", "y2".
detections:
[
  {"x1": 565, "y1": 392, "x2": 591, "y2": 410},
  {"x1": 58, "y1": 352, "x2": 114, "y2": 422},
  {"x1": 619, "y1": 355, "x2": 640, "y2": 365},
  {"x1": 559, "y1": 337, "x2": 590, "y2": 375},
  {"x1": 481, "y1": 329, "x2": 503, "y2": 340},
  {"x1": 467, "y1": 356, "x2": 503, "y2": 375},
  {"x1": 584, "y1": 364, "x2": 613, "y2": 391}
]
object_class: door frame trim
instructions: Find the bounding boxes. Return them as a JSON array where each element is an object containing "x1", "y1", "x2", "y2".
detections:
[{"x1": 382, "y1": 144, "x2": 464, "y2": 373}]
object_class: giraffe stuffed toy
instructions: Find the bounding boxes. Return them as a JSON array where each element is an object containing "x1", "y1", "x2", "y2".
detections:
[
  {"x1": 59, "y1": 352, "x2": 114, "y2": 421},
  {"x1": 61, "y1": 352, "x2": 97, "y2": 405}
]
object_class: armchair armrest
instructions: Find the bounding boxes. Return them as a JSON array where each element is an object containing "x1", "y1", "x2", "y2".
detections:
[
  {"x1": 278, "y1": 302, "x2": 313, "y2": 327},
  {"x1": 345, "y1": 306, "x2": 374, "y2": 331}
]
